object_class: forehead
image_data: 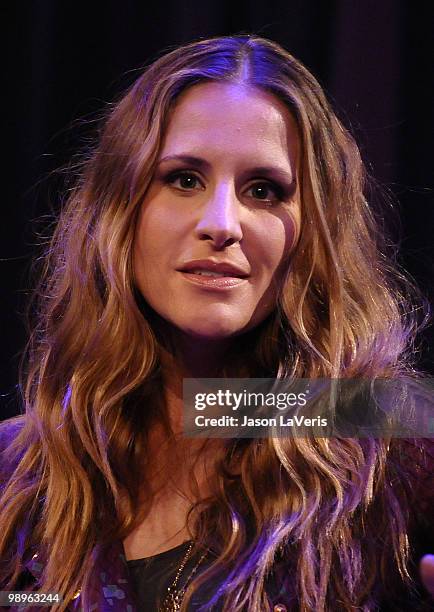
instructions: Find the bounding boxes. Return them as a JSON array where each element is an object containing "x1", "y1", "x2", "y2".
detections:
[{"x1": 161, "y1": 82, "x2": 298, "y2": 163}]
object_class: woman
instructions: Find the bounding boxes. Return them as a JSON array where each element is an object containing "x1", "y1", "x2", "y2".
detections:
[{"x1": 0, "y1": 35, "x2": 433, "y2": 611}]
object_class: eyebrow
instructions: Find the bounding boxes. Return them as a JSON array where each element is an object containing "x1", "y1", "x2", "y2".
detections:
[
  {"x1": 157, "y1": 154, "x2": 295, "y2": 184},
  {"x1": 158, "y1": 154, "x2": 211, "y2": 171}
]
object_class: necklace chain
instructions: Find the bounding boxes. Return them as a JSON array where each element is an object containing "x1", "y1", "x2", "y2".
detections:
[{"x1": 158, "y1": 541, "x2": 208, "y2": 612}]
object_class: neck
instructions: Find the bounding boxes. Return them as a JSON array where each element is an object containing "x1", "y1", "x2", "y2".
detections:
[
  {"x1": 144, "y1": 310, "x2": 262, "y2": 441},
  {"x1": 141, "y1": 334, "x2": 230, "y2": 507},
  {"x1": 158, "y1": 331, "x2": 234, "y2": 434},
  {"x1": 163, "y1": 333, "x2": 234, "y2": 375}
]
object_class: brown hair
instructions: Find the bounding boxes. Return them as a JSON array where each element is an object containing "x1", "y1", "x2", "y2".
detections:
[{"x1": 0, "y1": 35, "x2": 428, "y2": 611}]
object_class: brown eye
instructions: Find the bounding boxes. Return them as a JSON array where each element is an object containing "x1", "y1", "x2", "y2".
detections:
[
  {"x1": 251, "y1": 184, "x2": 272, "y2": 199},
  {"x1": 178, "y1": 174, "x2": 199, "y2": 189},
  {"x1": 165, "y1": 171, "x2": 203, "y2": 190},
  {"x1": 246, "y1": 181, "x2": 283, "y2": 204}
]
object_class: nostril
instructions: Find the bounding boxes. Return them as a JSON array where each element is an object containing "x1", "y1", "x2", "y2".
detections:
[{"x1": 199, "y1": 232, "x2": 240, "y2": 250}]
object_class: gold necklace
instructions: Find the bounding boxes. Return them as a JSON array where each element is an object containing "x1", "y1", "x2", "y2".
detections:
[{"x1": 159, "y1": 541, "x2": 209, "y2": 612}]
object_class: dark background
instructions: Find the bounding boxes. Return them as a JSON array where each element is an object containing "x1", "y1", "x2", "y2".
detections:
[{"x1": 2, "y1": 1, "x2": 433, "y2": 419}]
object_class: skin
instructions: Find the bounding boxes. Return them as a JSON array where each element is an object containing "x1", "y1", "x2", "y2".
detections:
[
  {"x1": 134, "y1": 81, "x2": 301, "y2": 359},
  {"x1": 126, "y1": 82, "x2": 301, "y2": 559},
  {"x1": 420, "y1": 555, "x2": 434, "y2": 598}
]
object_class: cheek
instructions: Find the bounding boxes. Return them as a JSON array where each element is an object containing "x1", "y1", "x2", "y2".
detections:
[
  {"x1": 133, "y1": 204, "x2": 168, "y2": 291},
  {"x1": 136, "y1": 202, "x2": 166, "y2": 247},
  {"x1": 134, "y1": 200, "x2": 181, "y2": 267},
  {"x1": 248, "y1": 209, "x2": 299, "y2": 280}
]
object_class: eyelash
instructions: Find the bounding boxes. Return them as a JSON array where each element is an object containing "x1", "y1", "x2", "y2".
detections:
[{"x1": 163, "y1": 170, "x2": 286, "y2": 205}]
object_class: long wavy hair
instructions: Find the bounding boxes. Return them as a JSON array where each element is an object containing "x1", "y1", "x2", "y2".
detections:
[{"x1": 0, "y1": 35, "x2": 429, "y2": 611}]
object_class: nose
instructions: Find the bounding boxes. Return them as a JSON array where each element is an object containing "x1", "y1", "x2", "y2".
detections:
[{"x1": 194, "y1": 182, "x2": 243, "y2": 249}]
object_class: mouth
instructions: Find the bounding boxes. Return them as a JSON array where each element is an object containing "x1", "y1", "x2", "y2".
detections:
[
  {"x1": 177, "y1": 259, "x2": 250, "y2": 289},
  {"x1": 184, "y1": 269, "x2": 241, "y2": 278},
  {"x1": 178, "y1": 270, "x2": 248, "y2": 289},
  {"x1": 178, "y1": 259, "x2": 249, "y2": 276}
]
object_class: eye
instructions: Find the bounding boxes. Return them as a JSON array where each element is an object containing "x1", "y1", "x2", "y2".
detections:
[
  {"x1": 164, "y1": 171, "x2": 203, "y2": 191},
  {"x1": 245, "y1": 181, "x2": 284, "y2": 205}
]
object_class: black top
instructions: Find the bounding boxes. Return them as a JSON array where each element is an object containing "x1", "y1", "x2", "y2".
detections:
[{"x1": 126, "y1": 540, "x2": 210, "y2": 611}]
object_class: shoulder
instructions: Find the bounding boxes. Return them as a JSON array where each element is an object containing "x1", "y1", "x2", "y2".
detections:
[
  {"x1": 388, "y1": 437, "x2": 434, "y2": 545},
  {"x1": 0, "y1": 415, "x2": 26, "y2": 446},
  {"x1": 389, "y1": 438, "x2": 434, "y2": 488},
  {"x1": 0, "y1": 415, "x2": 26, "y2": 453},
  {"x1": 385, "y1": 376, "x2": 434, "y2": 508},
  {"x1": 0, "y1": 415, "x2": 27, "y2": 487}
]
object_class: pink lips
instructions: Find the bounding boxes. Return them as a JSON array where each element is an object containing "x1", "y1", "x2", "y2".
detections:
[
  {"x1": 179, "y1": 271, "x2": 247, "y2": 289},
  {"x1": 177, "y1": 258, "x2": 250, "y2": 290}
]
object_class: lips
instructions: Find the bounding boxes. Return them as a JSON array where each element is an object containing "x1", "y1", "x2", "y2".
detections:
[
  {"x1": 177, "y1": 259, "x2": 250, "y2": 278},
  {"x1": 177, "y1": 258, "x2": 250, "y2": 290},
  {"x1": 187, "y1": 269, "x2": 230, "y2": 278}
]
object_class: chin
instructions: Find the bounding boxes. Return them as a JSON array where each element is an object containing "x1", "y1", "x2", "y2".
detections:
[
  {"x1": 183, "y1": 325, "x2": 241, "y2": 340},
  {"x1": 180, "y1": 317, "x2": 250, "y2": 340}
]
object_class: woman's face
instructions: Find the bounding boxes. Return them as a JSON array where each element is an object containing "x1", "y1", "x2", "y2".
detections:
[{"x1": 134, "y1": 82, "x2": 301, "y2": 340}]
